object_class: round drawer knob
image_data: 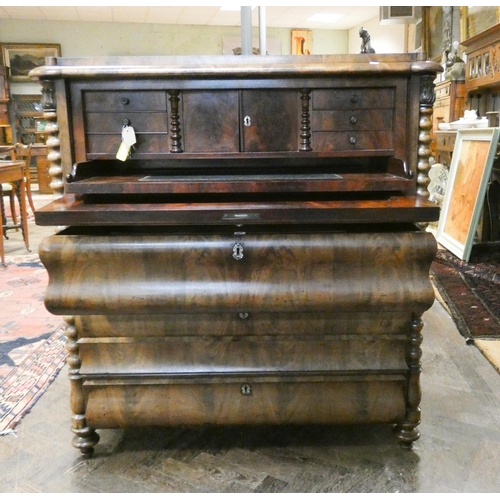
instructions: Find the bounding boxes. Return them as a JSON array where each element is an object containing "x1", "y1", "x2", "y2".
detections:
[
  {"x1": 349, "y1": 136, "x2": 357, "y2": 145},
  {"x1": 350, "y1": 94, "x2": 358, "y2": 103},
  {"x1": 350, "y1": 116, "x2": 358, "y2": 124},
  {"x1": 121, "y1": 97, "x2": 130, "y2": 105},
  {"x1": 122, "y1": 118, "x2": 130, "y2": 126}
]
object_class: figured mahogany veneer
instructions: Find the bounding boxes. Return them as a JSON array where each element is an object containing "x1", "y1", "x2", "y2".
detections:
[{"x1": 30, "y1": 54, "x2": 441, "y2": 456}]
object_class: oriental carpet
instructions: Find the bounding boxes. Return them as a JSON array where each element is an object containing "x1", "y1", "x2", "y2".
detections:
[
  {"x1": 430, "y1": 248, "x2": 500, "y2": 374},
  {"x1": 0, "y1": 254, "x2": 66, "y2": 434}
]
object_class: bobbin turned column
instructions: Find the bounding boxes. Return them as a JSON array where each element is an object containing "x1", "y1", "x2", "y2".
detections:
[
  {"x1": 65, "y1": 316, "x2": 100, "y2": 457},
  {"x1": 168, "y1": 90, "x2": 183, "y2": 153},
  {"x1": 394, "y1": 313, "x2": 424, "y2": 448},
  {"x1": 417, "y1": 74, "x2": 436, "y2": 198},
  {"x1": 40, "y1": 73, "x2": 64, "y2": 200},
  {"x1": 299, "y1": 88, "x2": 312, "y2": 152}
]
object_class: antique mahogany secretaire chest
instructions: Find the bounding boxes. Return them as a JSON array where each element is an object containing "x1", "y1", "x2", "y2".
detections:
[{"x1": 30, "y1": 54, "x2": 441, "y2": 456}]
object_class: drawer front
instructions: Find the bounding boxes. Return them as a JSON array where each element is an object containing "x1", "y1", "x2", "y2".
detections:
[
  {"x1": 84, "y1": 90, "x2": 167, "y2": 112},
  {"x1": 435, "y1": 132, "x2": 457, "y2": 152},
  {"x1": 312, "y1": 109, "x2": 393, "y2": 132},
  {"x1": 40, "y1": 231, "x2": 437, "y2": 315},
  {"x1": 75, "y1": 311, "x2": 413, "y2": 338},
  {"x1": 435, "y1": 85, "x2": 450, "y2": 100},
  {"x1": 312, "y1": 88, "x2": 395, "y2": 110},
  {"x1": 85, "y1": 379, "x2": 407, "y2": 428},
  {"x1": 313, "y1": 131, "x2": 393, "y2": 151},
  {"x1": 85, "y1": 112, "x2": 169, "y2": 134},
  {"x1": 79, "y1": 337, "x2": 407, "y2": 376},
  {"x1": 86, "y1": 133, "x2": 170, "y2": 156}
]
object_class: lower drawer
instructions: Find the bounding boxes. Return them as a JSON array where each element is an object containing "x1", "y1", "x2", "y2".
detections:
[
  {"x1": 78, "y1": 336, "x2": 407, "y2": 376},
  {"x1": 84, "y1": 377, "x2": 407, "y2": 428}
]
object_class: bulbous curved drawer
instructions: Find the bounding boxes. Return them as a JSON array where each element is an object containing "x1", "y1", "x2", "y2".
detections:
[{"x1": 39, "y1": 229, "x2": 436, "y2": 315}]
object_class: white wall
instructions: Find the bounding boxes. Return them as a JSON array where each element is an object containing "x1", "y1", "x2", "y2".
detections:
[
  {"x1": 0, "y1": 19, "x2": 349, "y2": 59},
  {"x1": 1, "y1": 16, "x2": 408, "y2": 95},
  {"x1": 0, "y1": 18, "x2": 351, "y2": 94}
]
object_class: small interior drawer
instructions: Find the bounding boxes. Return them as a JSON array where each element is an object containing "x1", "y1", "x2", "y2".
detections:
[
  {"x1": 85, "y1": 112, "x2": 168, "y2": 133},
  {"x1": 84, "y1": 90, "x2": 167, "y2": 112},
  {"x1": 312, "y1": 88, "x2": 395, "y2": 110}
]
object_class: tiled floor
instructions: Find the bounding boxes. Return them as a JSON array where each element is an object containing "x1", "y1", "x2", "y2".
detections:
[{"x1": 1, "y1": 193, "x2": 500, "y2": 493}]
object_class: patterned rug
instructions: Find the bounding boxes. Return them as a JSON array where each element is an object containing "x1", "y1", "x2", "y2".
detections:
[
  {"x1": 0, "y1": 254, "x2": 66, "y2": 435},
  {"x1": 430, "y1": 248, "x2": 500, "y2": 341}
]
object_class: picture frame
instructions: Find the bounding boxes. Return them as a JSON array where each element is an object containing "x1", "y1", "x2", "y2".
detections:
[
  {"x1": 436, "y1": 127, "x2": 500, "y2": 261},
  {"x1": 291, "y1": 30, "x2": 312, "y2": 55},
  {"x1": 1, "y1": 43, "x2": 61, "y2": 81}
]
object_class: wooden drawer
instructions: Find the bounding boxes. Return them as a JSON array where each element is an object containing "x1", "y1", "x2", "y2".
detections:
[
  {"x1": 435, "y1": 131, "x2": 457, "y2": 152},
  {"x1": 435, "y1": 84, "x2": 450, "y2": 100},
  {"x1": 84, "y1": 378, "x2": 407, "y2": 428},
  {"x1": 312, "y1": 88, "x2": 395, "y2": 110},
  {"x1": 40, "y1": 230, "x2": 436, "y2": 315},
  {"x1": 75, "y1": 311, "x2": 413, "y2": 338},
  {"x1": 83, "y1": 90, "x2": 167, "y2": 112},
  {"x1": 85, "y1": 112, "x2": 168, "y2": 134},
  {"x1": 313, "y1": 130, "x2": 393, "y2": 151},
  {"x1": 312, "y1": 109, "x2": 393, "y2": 132},
  {"x1": 79, "y1": 337, "x2": 407, "y2": 376},
  {"x1": 86, "y1": 133, "x2": 170, "y2": 156}
]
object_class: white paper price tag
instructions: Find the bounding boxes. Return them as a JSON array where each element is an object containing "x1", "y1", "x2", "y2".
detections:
[
  {"x1": 116, "y1": 126, "x2": 137, "y2": 161},
  {"x1": 123, "y1": 126, "x2": 136, "y2": 147}
]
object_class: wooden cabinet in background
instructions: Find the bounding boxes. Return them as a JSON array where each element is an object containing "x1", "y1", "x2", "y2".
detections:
[
  {"x1": 432, "y1": 80, "x2": 465, "y2": 160},
  {"x1": 434, "y1": 130, "x2": 457, "y2": 167},
  {"x1": 0, "y1": 66, "x2": 12, "y2": 145},
  {"x1": 11, "y1": 94, "x2": 44, "y2": 145}
]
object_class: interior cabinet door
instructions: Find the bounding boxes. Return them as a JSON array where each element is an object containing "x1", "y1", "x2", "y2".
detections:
[
  {"x1": 241, "y1": 90, "x2": 299, "y2": 152},
  {"x1": 182, "y1": 91, "x2": 240, "y2": 153}
]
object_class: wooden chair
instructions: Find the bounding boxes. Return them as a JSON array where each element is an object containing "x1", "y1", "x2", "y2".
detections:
[
  {"x1": 1, "y1": 145, "x2": 18, "y2": 226},
  {"x1": 1, "y1": 143, "x2": 35, "y2": 226},
  {"x1": 1, "y1": 144, "x2": 32, "y2": 263}
]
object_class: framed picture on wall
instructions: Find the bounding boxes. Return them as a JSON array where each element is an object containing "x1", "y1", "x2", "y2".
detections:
[
  {"x1": 291, "y1": 30, "x2": 312, "y2": 55},
  {"x1": 436, "y1": 127, "x2": 500, "y2": 261},
  {"x1": 1, "y1": 43, "x2": 61, "y2": 81}
]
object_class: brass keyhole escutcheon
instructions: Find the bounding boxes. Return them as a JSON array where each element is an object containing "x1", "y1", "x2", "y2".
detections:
[
  {"x1": 232, "y1": 243, "x2": 244, "y2": 260},
  {"x1": 241, "y1": 384, "x2": 252, "y2": 396},
  {"x1": 238, "y1": 312, "x2": 249, "y2": 320}
]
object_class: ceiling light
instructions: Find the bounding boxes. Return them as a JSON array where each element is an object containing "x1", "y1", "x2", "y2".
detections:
[{"x1": 307, "y1": 14, "x2": 344, "y2": 24}]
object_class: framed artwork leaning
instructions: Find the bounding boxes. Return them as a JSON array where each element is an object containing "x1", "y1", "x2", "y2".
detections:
[
  {"x1": 1, "y1": 43, "x2": 61, "y2": 81},
  {"x1": 436, "y1": 127, "x2": 500, "y2": 261}
]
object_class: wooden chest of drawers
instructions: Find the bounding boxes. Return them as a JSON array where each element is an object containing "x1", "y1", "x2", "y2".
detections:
[{"x1": 30, "y1": 54, "x2": 441, "y2": 456}]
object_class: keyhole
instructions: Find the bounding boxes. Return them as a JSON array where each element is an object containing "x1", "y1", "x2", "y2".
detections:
[
  {"x1": 232, "y1": 243, "x2": 244, "y2": 260},
  {"x1": 241, "y1": 384, "x2": 252, "y2": 396},
  {"x1": 244, "y1": 116, "x2": 251, "y2": 127}
]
